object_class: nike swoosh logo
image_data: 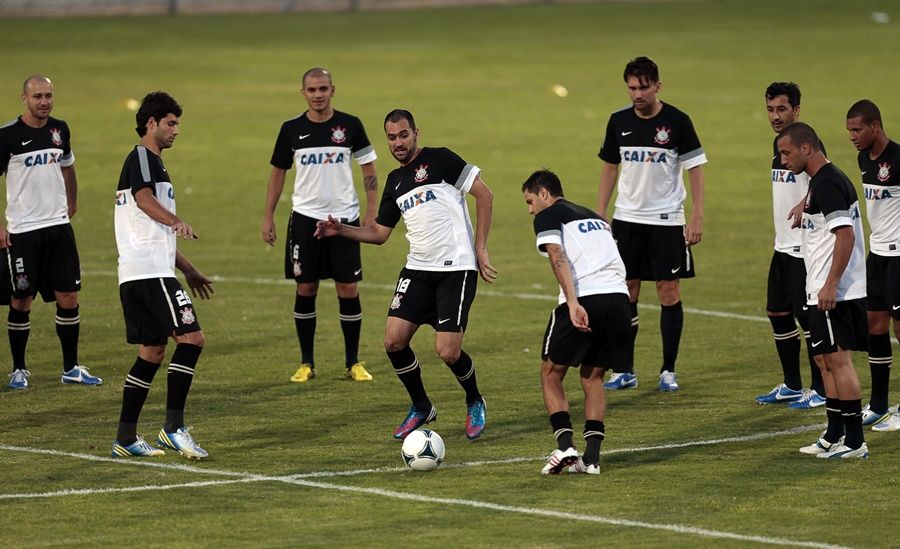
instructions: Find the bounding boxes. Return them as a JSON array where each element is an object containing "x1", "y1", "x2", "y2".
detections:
[
  {"x1": 354, "y1": 269, "x2": 362, "y2": 276},
  {"x1": 22, "y1": 140, "x2": 32, "y2": 146},
  {"x1": 671, "y1": 267, "x2": 681, "y2": 274},
  {"x1": 75, "y1": 279, "x2": 81, "y2": 285},
  {"x1": 299, "y1": 134, "x2": 311, "y2": 140},
  {"x1": 395, "y1": 182, "x2": 402, "y2": 190},
  {"x1": 621, "y1": 131, "x2": 632, "y2": 136},
  {"x1": 893, "y1": 305, "x2": 900, "y2": 311},
  {"x1": 438, "y1": 318, "x2": 451, "y2": 324},
  {"x1": 811, "y1": 340, "x2": 823, "y2": 348},
  {"x1": 861, "y1": 171, "x2": 867, "y2": 175},
  {"x1": 802, "y1": 305, "x2": 808, "y2": 311}
]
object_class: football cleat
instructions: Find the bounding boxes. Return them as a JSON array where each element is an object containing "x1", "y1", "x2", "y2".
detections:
[
  {"x1": 872, "y1": 408, "x2": 900, "y2": 432},
  {"x1": 465, "y1": 398, "x2": 486, "y2": 440},
  {"x1": 861, "y1": 404, "x2": 892, "y2": 427},
  {"x1": 816, "y1": 442, "x2": 869, "y2": 459},
  {"x1": 7, "y1": 369, "x2": 30, "y2": 390},
  {"x1": 541, "y1": 447, "x2": 579, "y2": 475},
  {"x1": 61, "y1": 365, "x2": 102, "y2": 386},
  {"x1": 604, "y1": 372, "x2": 638, "y2": 390},
  {"x1": 392, "y1": 405, "x2": 437, "y2": 440},
  {"x1": 567, "y1": 458, "x2": 600, "y2": 475},
  {"x1": 799, "y1": 436, "x2": 844, "y2": 455},
  {"x1": 346, "y1": 362, "x2": 373, "y2": 381},
  {"x1": 112, "y1": 436, "x2": 165, "y2": 457},
  {"x1": 658, "y1": 370, "x2": 679, "y2": 392},
  {"x1": 157, "y1": 427, "x2": 209, "y2": 459},
  {"x1": 290, "y1": 364, "x2": 315, "y2": 383},
  {"x1": 787, "y1": 389, "x2": 826, "y2": 409},
  {"x1": 755, "y1": 383, "x2": 803, "y2": 404}
]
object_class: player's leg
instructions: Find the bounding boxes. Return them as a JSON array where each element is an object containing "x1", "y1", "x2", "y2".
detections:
[
  {"x1": 6, "y1": 232, "x2": 36, "y2": 389},
  {"x1": 605, "y1": 219, "x2": 642, "y2": 389},
  {"x1": 579, "y1": 365, "x2": 607, "y2": 472},
  {"x1": 863, "y1": 253, "x2": 893, "y2": 424},
  {"x1": 286, "y1": 212, "x2": 321, "y2": 382},
  {"x1": 758, "y1": 252, "x2": 803, "y2": 403},
  {"x1": 113, "y1": 342, "x2": 166, "y2": 457},
  {"x1": 329, "y1": 218, "x2": 369, "y2": 379},
  {"x1": 877, "y1": 318, "x2": 900, "y2": 431},
  {"x1": 650, "y1": 224, "x2": 694, "y2": 391}
]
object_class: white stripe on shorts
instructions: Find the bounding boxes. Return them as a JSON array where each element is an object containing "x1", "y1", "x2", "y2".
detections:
[
  {"x1": 160, "y1": 278, "x2": 178, "y2": 326},
  {"x1": 457, "y1": 271, "x2": 468, "y2": 326},
  {"x1": 825, "y1": 310, "x2": 835, "y2": 346},
  {"x1": 543, "y1": 310, "x2": 556, "y2": 356}
]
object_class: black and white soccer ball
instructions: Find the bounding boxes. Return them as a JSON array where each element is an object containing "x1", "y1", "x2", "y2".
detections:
[{"x1": 401, "y1": 429, "x2": 445, "y2": 471}]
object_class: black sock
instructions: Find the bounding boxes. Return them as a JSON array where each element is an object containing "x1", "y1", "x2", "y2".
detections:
[
  {"x1": 294, "y1": 294, "x2": 316, "y2": 367},
  {"x1": 621, "y1": 301, "x2": 638, "y2": 375},
  {"x1": 769, "y1": 315, "x2": 802, "y2": 390},
  {"x1": 660, "y1": 301, "x2": 683, "y2": 373},
  {"x1": 446, "y1": 350, "x2": 481, "y2": 404},
  {"x1": 582, "y1": 420, "x2": 605, "y2": 465},
  {"x1": 798, "y1": 316, "x2": 825, "y2": 395},
  {"x1": 841, "y1": 399, "x2": 865, "y2": 449},
  {"x1": 549, "y1": 411, "x2": 574, "y2": 451},
  {"x1": 867, "y1": 332, "x2": 892, "y2": 413},
  {"x1": 165, "y1": 343, "x2": 203, "y2": 433},
  {"x1": 8, "y1": 307, "x2": 30, "y2": 371},
  {"x1": 56, "y1": 305, "x2": 80, "y2": 371},
  {"x1": 823, "y1": 397, "x2": 844, "y2": 444},
  {"x1": 117, "y1": 357, "x2": 161, "y2": 445},
  {"x1": 339, "y1": 296, "x2": 362, "y2": 368},
  {"x1": 387, "y1": 346, "x2": 430, "y2": 410}
]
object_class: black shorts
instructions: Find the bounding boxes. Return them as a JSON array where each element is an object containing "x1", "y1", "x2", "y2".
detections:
[
  {"x1": 612, "y1": 219, "x2": 695, "y2": 281},
  {"x1": 807, "y1": 298, "x2": 867, "y2": 356},
  {"x1": 120, "y1": 277, "x2": 202, "y2": 346},
  {"x1": 387, "y1": 268, "x2": 477, "y2": 332},
  {"x1": 541, "y1": 293, "x2": 631, "y2": 369},
  {"x1": 866, "y1": 253, "x2": 900, "y2": 319},
  {"x1": 1, "y1": 224, "x2": 81, "y2": 304},
  {"x1": 284, "y1": 211, "x2": 362, "y2": 283},
  {"x1": 766, "y1": 251, "x2": 808, "y2": 317}
]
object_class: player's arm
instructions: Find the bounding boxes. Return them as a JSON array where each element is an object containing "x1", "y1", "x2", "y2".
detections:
[
  {"x1": 685, "y1": 165, "x2": 705, "y2": 245},
  {"x1": 262, "y1": 166, "x2": 287, "y2": 245},
  {"x1": 315, "y1": 214, "x2": 393, "y2": 244},
  {"x1": 133, "y1": 187, "x2": 196, "y2": 240},
  {"x1": 360, "y1": 162, "x2": 378, "y2": 227},
  {"x1": 175, "y1": 250, "x2": 214, "y2": 300},
  {"x1": 545, "y1": 243, "x2": 590, "y2": 332},
  {"x1": 788, "y1": 193, "x2": 808, "y2": 229},
  {"x1": 469, "y1": 176, "x2": 498, "y2": 283},
  {"x1": 61, "y1": 164, "x2": 77, "y2": 218},
  {"x1": 818, "y1": 225, "x2": 853, "y2": 311},
  {"x1": 597, "y1": 162, "x2": 619, "y2": 217}
]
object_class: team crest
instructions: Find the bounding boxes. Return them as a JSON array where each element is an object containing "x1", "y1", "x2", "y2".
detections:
[
  {"x1": 877, "y1": 162, "x2": 891, "y2": 182},
  {"x1": 15, "y1": 274, "x2": 29, "y2": 291},
  {"x1": 653, "y1": 126, "x2": 671, "y2": 145},
  {"x1": 49, "y1": 128, "x2": 62, "y2": 146},
  {"x1": 414, "y1": 164, "x2": 429, "y2": 183},
  {"x1": 331, "y1": 126, "x2": 347, "y2": 144},
  {"x1": 390, "y1": 293, "x2": 403, "y2": 310},
  {"x1": 179, "y1": 307, "x2": 196, "y2": 325},
  {"x1": 293, "y1": 260, "x2": 302, "y2": 277}
]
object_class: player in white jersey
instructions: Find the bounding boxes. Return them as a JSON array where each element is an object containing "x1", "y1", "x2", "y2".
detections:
[
  {"x1": 316, "y1": 109, "x2": 497, "y2": 441},
  {"x1": 756, "y1": 82, "x2": 826, "y2": 408},
  {"x1": 0, "y1": 75, "x2": 99, "y2": 390},
  {"x1": 111, "y1": 92, "x2": 214, "y2": 459},
  {"x1": 523, "y1": 170, "x2": 630, "y2": 476},
  {"x1": 597, "y1": 57, "x2": 706, "y2": 392},
  {"x1": 780, "y1": 122, "x2": 869, "y2": 459},
  {"x1": 262, "y1": 68, "x2": 378, "y2": 384},
  {"x1": 846, "y1": 99, "x2": 900, "y2": 431}
]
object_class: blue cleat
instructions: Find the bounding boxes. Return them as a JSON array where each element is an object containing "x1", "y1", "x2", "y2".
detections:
[
  {"x1": 604, "y1": 372, "x2": 638, "y2": 390},
  {"x1": 392, "y1": 405, "x2": 437, "y2": 440},
  {"x1": 658, "y1": 370, "x2": 679, "y2": 392},
  {"x1": 112, "y1": 436, "x2": 165, "y2": 457},
  {"x1": 61, "y1": 365, "x2": 102, "y2": 386},
  {"x1": 157, "y1": 427, "x2": 209, "y2": 459},
  {"x1": 787, "y1": 389, "x2": 826, "y2": 409},
  {"x1": 861, "y1": 404, "x2": 892, "y2": 427},
  {"x1": 465, "y1": 398, "x2": 486, "y2": 440},
  {"x1": 7, "y1": 369, "x2": 30, "y2": 390},
  {"x1": 756, "y1": 383, "x2": 804, "y2": 404}
]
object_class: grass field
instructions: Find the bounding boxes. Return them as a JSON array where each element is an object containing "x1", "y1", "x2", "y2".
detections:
[{"x1": 1, "y1": 1, "x2": 900, "y2": 547}]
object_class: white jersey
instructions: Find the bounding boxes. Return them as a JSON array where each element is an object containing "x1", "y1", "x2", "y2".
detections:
[
  {"x1": 858, "y1": 140, "x2": 900, "y2": 256},
  {"x1": 599, "y1": 103, "x2": 707, "y2": 226},
  {"x1": 533, "y1": 199, "x2": 628, "y2": 304},
  {"x1": 378, "y1": 147, "x2": 479, "y2": 272},
  {"x1": 0, "y1": 116, "x2": 75, "y2": 233},
  {"x1": 115, "y1": 146, "x2": 178, "y2": 283},
  {"x1": 771, "y1": 137, "x2": 811, "y2": 257},
  {"x1": 800, "y1": 163, "x2": 866, "y2": 304}
]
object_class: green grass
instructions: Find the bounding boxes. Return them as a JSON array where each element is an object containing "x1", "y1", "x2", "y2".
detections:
[{"x1": 2, "y1": 1, "x2": 900, "y2": 546}]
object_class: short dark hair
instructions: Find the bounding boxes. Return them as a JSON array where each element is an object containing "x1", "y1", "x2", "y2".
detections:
[
  {"x1": 22, "y1": 74, "x2": 51, "y2": 94},
  {"x1": 847, "y1": 99, "x2": 883, "y2": 127},
  {"x1": 135, "y1": 91, "x2": 182, "y2": 137},
  {"x1": 384, "y1": 109, "x2": 416, "y2": 131},
  {"x1": 624, "y1": 56, "x2": 659, "y2": 84},
  {"x1": 778, "y1": 121, "x2": 821, "y2": 152},
  {"x1": 302, "y1": 67, "x2": 332, "y2": 86},
  {"x1": 521, "y1": 169, "x2": 564, "y2": 197},
  {"x1": 765, "y1": 82, "x2": 801, "y2": 108}
]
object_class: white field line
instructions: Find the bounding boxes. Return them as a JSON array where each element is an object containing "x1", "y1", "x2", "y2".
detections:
[{"x1": 0, "y1": 478, "x2": 257, "y2": 500}]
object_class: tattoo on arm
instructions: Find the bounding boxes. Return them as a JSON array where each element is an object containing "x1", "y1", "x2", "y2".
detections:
[{"x1": 364, "y1": 175, "x2": 378, "y2": 192}]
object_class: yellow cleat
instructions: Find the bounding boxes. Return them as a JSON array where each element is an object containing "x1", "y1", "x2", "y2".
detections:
[
  {"x1": 346, "y1": 362, "x2": 373, "y2": 381},
  {"x1": 290, "y1": 364, "x2": 316, "y2": 383}
]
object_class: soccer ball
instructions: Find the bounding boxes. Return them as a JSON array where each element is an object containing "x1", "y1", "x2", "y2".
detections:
[{"x1": 401, "y1": 429, "x2": 445, "y2": 471}]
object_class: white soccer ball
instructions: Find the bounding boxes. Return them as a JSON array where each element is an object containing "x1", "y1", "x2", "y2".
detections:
[{"x1": 401, "y1": 429, "x2": 445, "y2": 471}]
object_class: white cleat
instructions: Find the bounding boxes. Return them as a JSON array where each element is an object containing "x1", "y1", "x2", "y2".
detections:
[{"x1": 541, "y1": 447, "x2": 579, "y2": 475}]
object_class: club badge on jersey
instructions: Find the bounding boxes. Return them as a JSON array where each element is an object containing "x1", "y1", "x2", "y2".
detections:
[
  {"x1": 331, "y1": 126, "x2": 347, "y2": 144},
  {"x1": 878, "y1": 162, "x2": 891, "y2": 183},
  {"x1": 50, "y1": 127, "x2": 62, "y2": 146},
  {"x1": 654, "y1": 127, "x2": 671, "y2": 145},
  {"x1": 414, "y1": 164, "x2": 429, "y2": 183}
]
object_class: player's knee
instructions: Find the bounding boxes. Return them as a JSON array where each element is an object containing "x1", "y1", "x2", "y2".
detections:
[
  {"x1": 10, "y1": 296, "x2": 33, "y2": 311},
  {"x1": 176, "y1": 331, "x2": 205, "y2": 348},
  {"x1": 383, "y1": 335, "x2": 405, "y2": 353},
  {"x1": 436, "y1": 345, "x2": 460, "y2": 365},
  {"x1": 334, "y1": 282, "x2": 358, "y2": 299},
  {"x1": 297, "y1": 282, "x2": 318, "y2": 297},
  {"x1": 140, "y1": 346, "x2": 166, "y2": 364},
  {"x1": 55, "y1": 291, "x2": 78, "y2": 309}
]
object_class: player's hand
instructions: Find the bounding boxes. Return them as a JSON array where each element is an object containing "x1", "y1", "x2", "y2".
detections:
[
  {"x1": 172, "y1": 221, "x2": 198, "y2": 240},
  {"x1": 569, "y1": 302, "x2": 591, "y2": 333},
  {"x1": 0, "y1": 227, "x2": 10, "y2": 249},
  {"x1": 817, "y1": 283, "x2": 837, "y2": 311},
  {"x1": 314, "y1": 215, "x2": 342, "y2": 239},
  {"x1": 262, "y1": 218, "x2": 277, "y2": 245},
  {"x1": 476, "y1": 248, "x2": 497, "y2": 284},
  {"x1": 185, "y1": 269, "x2": 215, "y2": 300},
  {"x1": 67, "y1": 202, "x2": 77, "y2": 219},
  {"x1": 788, "y1": 201, "x2": 805, "y2": 229},
  {"x1": 685, "y1": 218, "x2": 702, "y2": 246}
]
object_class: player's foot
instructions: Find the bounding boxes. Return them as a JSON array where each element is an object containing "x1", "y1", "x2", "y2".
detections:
[
  {"x1": 604, "y1": 372, "x2": 638, "y2": 390},
  {"x1": 872, "y1": 408, "x2": 900, "y2": 432},
  {"x1": 7, "y1": 369, "x2": 30, "y2": 390},
  {"x1": 61, "y1": 365, "x2": 102, "y2": 386},
  {"x1": 816, "y1": 442, "x2": 869, "y2": 459},
  {"x1": 290, "y1": 364, "x2": 315, "y2": 383},
  {"x1": 861, "y1": 403, "x2": 892, "y2": 427},
  {"x1": 345, "y1": 362, "x2": 373, "y2": 381},
  {"x1": 787, "y1": 389, "x2": 826, "y2": 409},
  {"x1": 392, "y1": 405, "x2": 437, "y2": 440},
  {"x1": 465, "y1": 398, "x2": 486, "y2": 440},
  {"x1": 541, "y1": 447, "x2": 579, "y2": 475},
  {"x1": 755, "y1": 383, "x2": 803, "y2": 404},
  {"x1": 157, "y1": 427, "x2": 209, "y2": 459},
  {"x1": 799, "y1": 436, "x2": 844, "y2": 455},
  {"x1": 658, "y1": 370, "x2": 679, "y2": 392},
  {"x1": 567, "y1": 458, "x2": 600, "y2": 475},
  {"x1": 112, "y1": 436, "x2": 165, "y2": 457}
]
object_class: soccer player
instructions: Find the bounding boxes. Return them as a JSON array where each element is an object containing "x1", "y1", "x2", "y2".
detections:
[
  {"x1": 756, "y1": 82, "x2": 826, "y2": 408},
  {"x1": 779, "y1": 122, "x2": 869, "y2": 459},
  {"x1": 111, "y1": 92, "x2": 213, "y2": 459},
  {"x1": 262, "y1": 68, "x2": 378, "y2": 383},
  {"x1": 0, "y1": 75, "x2": 99, "y2": 390},
  {"x1": 846, "y1": 99, "x2": 900, "y2": 431},
  {"x1": 597, "y1": 57, "x2": 706, "y2": 391},
  {"x1": 315, "y1": 109, "x2": 496, "y2": 441},
  {"x1": 523, "y1": 170, "x2": 630, "y2": 475}
]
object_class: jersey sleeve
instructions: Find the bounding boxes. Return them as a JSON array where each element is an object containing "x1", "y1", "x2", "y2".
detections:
[
  {"x1": 375, "y1": 175, "x2": 402, "y2": 228},
  {"x1": 59, "y1": 122, "x2": 75, "y2": 167},
  {"x1": 438, "y1": 148, "x2": 480, "y2": 193},
  {"x1": 598, "y1": 116, "x2": 621, "y2": 164},
  {"x1": 533, "y1": 208, "x2": 563, "y2": 257},
  {"x1": 351, "y1": 117, "x2": 377, "y2": 165},
  {"x1": 817, "y1": 179, "x2": 855, "y2": 232},
  {"x1": 269, "y1": 122, "x2": 294, "y2": 170},
  {"x1": 677, "y1": 114, "x2": 706, "y2": 170},
  {"x1": 127, "y1": 147, "x2": 158, "y2": 197}
]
